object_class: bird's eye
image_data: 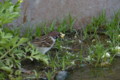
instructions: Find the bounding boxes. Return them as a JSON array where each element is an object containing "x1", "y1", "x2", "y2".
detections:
[{"x1": 54, "y1": 36, "x2": 58, "y2": 39}]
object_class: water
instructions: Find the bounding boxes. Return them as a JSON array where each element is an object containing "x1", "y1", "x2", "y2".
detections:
[{"x1": 67, "y1": 58, "x2": 120, "y2": 80}]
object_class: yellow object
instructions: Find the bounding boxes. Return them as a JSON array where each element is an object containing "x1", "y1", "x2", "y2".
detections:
[
  {"x1": 118, "y1": 34, "x2": 120, "y2": 39},
  {"x1": 60, "y1": 32, "x2": 65, "y2": 38},
  {"x1": 18, "y1": 0, "x2": 23, "y2": 3}
]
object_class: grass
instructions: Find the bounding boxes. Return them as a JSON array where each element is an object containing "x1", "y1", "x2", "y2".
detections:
[
  {"x1": 56, "y1": 14, "x2": 76, "y2": 33},
  {"x1": 87, "y1": 42, "x2": 111, "y2": 67},
  {"x1": 83, "y1": 11, "x2": 107, "y2": 40},
  {"x1": 45, "y1": 71, "x2": 54, "y2": 80},
  {"x1": 1, "y1": 10, "x2": 120, "y2": 79}
]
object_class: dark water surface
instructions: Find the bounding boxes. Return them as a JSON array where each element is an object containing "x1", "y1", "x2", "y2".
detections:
[{"x1": 67, "y1": 58, "x2": 120, "y2": 80}]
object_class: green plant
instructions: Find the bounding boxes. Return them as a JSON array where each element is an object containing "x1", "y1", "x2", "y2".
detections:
[
  {"x1": 57, "y1": 14, "x2": 75, "y2": 32},
  {"x1": 33, "y1": 70, "x2": 40, "y2": 79},
  {"x1": 0, "y1": 29, "x2": 28, "y2": 72},
  {"x1": 49, "y1": 21, "x2": 56, "y2": 32},
  {"x1": 83, "y1": 11, "x2": 107, "y2": 40},
  {"x1": 0, "y1": 0, "x2": 23, "y2": 79},
  {"x1": 0, "y1": 0, "x2": 22, "y2": 26},
  {"x1": 105, "y1": 11, "x2": 120, "y2": 46},
  {"x1": 0, "y1": 72, "x2": 7, "y2": 80},
  {"x1": 49, "y1": 56, "x2": 59, "y2": 72},
  {"x1": 42, "y1": 23, "x2": 48, "y2": 35},
  {"x1": 0, "y1": 1, "x2": 49, "y2": 79},
  {"x1": 25, "y1": 42, "x2": 49, "y2": 65},
  {"x1": 45, "y1": 71, "x2": 54, "y2": 80},
  {"x1": 41, "y1": 21, "x2": 56, "y2": 35},
  {"x1": 3, "y1": 26, "x2": 21, "y2": 36},
  {"x1": 35, "y1": 26, "x2": 42, "y2": 37},
  {"x1": 87, "y1": 42, "x2": 111, "y2": 67},
  {"x1": 0, "y1": 29, "x2": 49, "y2": 79},
  {"x1": 59, "y1": 53, "x2": 75, "y2": 70},
  {"x1": 67, "y1": 14, "x2": 76, "y2": 31},
  {"x1": 57, "y1": 17, "x2": 68, "y2": 33},
  {"x1": 48, "y1": 51, "x2": 75, "y2": 72},
  {"x1": 22, "y1": 27, "x2": 34, "y2": 39}
]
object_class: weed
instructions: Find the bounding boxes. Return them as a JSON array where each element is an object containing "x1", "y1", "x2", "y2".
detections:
[
  {"x1": 3, "y1": 26, "x2": 21, "y2": 36},
  {"x1": 57, "y1": 14, "x2": 76, "y2": 33},
  {"x1": 49, "y1": 57, "x2": 58, "y2": 72},
  {"x1": 68, "y1": 14, "x2": 76, "y2": 31},
  {"x1": 105, "y1": 11, "x2": 120, "y2": 46},
  {"x1": 83, "y1": 11, "x2": 107, "y2": 40},
  {"x1": 0, "y1": 29, "x2": 27, "y2": 73},
  {"x1": 0, "y1": 0, "x2": 21, "y2": 26},
  {"x1": 87, "y1": 42, "x2": 111, "y2": 67},
  {"x1": 57, "y1": 19, "x2": 68, "y2": 33},
  {"x1": 45, "y1": 71, "x2": 54, "y2": 80},
  {"x1": 41, "y1": 21, "x2": 56, "y2": 35},
  {"x1": 0, "y1": 29, "x2": 49, "y2": 79},
  {"x1": 35, "y1": 25, "x2": 42, "y2": 37},
  {"x1": 0, "y1": 1, "x2": 49, "y2": 79}
]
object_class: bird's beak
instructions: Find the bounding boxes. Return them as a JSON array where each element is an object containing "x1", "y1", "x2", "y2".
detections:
[{"x1": 60, "y1": 32, "x2": 65, "y2": 38}]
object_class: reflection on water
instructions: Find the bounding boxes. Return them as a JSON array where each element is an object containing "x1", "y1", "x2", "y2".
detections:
[{"x1": 67, "y1": 58, "x2": 120, "y2": 80}]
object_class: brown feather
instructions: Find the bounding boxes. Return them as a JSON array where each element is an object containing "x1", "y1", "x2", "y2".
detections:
[
  {"x1": 31, "y1": 31, "x2": 60, "y2": 47},
  {"x1": 32, "y1": 36, "x2": 54, "y2": 47}
]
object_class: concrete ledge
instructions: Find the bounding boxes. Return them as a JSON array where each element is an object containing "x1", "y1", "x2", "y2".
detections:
[{"x1": 12, "y1": 0, "x2": 120, "y2": 28}]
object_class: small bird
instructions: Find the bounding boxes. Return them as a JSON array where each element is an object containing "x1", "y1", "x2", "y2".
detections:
[{"x1": 31, "y1": 31, "x2": 65, "y2": 54}]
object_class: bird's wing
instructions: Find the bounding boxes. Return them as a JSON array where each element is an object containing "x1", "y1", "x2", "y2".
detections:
[{"x1": 32, "y1": 36, "x2": 54, "y2": 47}]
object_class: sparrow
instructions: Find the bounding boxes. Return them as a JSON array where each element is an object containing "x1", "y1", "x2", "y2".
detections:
[{"x1": 31, "y1": 31, "x2": 65, "y2": 54}]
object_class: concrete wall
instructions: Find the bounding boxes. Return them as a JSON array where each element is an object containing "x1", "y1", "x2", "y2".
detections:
[{"x1": 13, "y1": 0, "x2": 120, "y2": 28}]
